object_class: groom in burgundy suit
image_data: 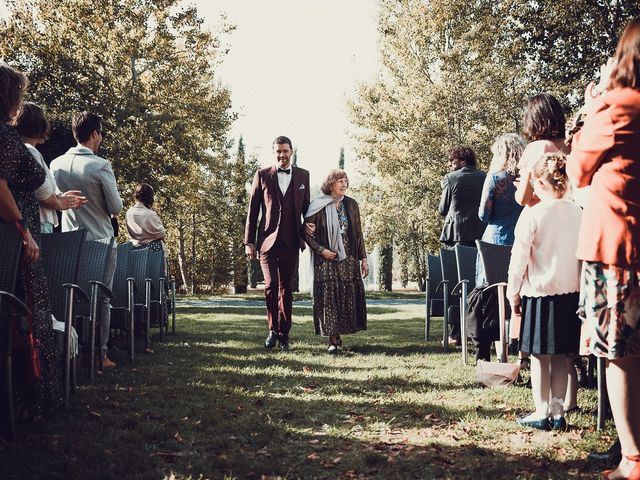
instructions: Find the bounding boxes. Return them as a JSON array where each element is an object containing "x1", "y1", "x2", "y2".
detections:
[{"x1": 244, "y1": 136, "x2": 310, "y2": 350}]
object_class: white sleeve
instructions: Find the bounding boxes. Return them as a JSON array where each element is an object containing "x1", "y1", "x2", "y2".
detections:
[{"x1": 507, "y1": 209, "x2": 536, "y2": 302}]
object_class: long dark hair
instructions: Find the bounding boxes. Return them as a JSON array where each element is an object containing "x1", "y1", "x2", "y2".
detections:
[
  {"x1": 610, "y1": 18, "x2": 640, "y2": 90},
  {"x1": 523, "y1": 93, "x2": 566, "y2": 142}
]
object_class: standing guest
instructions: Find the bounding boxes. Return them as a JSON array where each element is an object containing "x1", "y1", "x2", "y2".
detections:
[
  {"x1": 303, "y1": 169, "x2": 368, "y2": 353},
  {"x1": 439, "y1": 145, "x2": 485, "y2": 346},
  {"x1": 244, "y1": 136, "x2": 310, "y2": 351},
  {"x1": 51, "y1": 112, "x2": 123, "y2": 370},
  {"x1": 439, "y1": 145, "x2": 486, "y2": 248},
  {"x1": 507, "y1": 153, "x2": 582, "y2": 432},
  {"x1": 473, "y1": 133, "x2": 525, "y2": 362},
  {"x1": 477, "y1": 133, "x2": 526, "y2": 278},
  {"x1": 125, "y1": 183, "x2": 167, "y2": 256},
  {"x1": 11, "y1": 101, "x2": 86, "y2": 232},
  {"x1": 567, "y1": 18, "x2": 640, "y2": 480},
  {"x1": 515, "y1": 93, "x2": 569, "y2": 207},
  {"x1": 0, "y1": 64, "x2": 62, "y2": 414}
]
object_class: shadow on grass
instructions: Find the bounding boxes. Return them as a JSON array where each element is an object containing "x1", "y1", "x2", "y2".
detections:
[
  {"x1": 176, "y1": 305, "x2": 401, "y2": 316},
  {"x1": 0, "y1": 303, "x2": 603, "y2": 480}
]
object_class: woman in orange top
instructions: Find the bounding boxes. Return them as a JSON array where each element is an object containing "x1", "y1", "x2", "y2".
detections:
[{"x1": 567, "y1": 18, "x2": 640, "y2": 480}]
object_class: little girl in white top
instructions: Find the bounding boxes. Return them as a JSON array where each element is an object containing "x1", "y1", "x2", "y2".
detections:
[{"x1": 507, "y1": 153, "x2": 582, "y2": 431}]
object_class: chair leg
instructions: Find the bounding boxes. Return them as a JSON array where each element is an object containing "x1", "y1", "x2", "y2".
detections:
[
  {"x1": 171, "y1": 281, "x2": 176, "y2": 335},
  {"x1": 1, "y1": 356, "x2": 14, "y2": 440},
  {"x1": 597, "y1": 357, "x2": 608, "y2": 430},
  {"x1": 442, "y1": 284, "x2": 450, "y2": 353}
]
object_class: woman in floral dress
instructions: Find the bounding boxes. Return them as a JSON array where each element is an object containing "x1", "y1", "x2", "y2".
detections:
[
  {"x1": 304, "y1": 169, "x2": 368, "y2": 353},
  {"x1": 0, "y1": 64, "x2": 62, "y2": 415}
]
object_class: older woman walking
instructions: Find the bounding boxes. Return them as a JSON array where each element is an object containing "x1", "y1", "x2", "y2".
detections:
[{"x1": 304, "y1": 169, "x2": 368, "y2": 353}]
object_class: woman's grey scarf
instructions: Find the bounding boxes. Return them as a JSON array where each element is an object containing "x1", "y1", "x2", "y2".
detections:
[{"x1": 305, "y1": 194, "x2": 347, "y2": 296}]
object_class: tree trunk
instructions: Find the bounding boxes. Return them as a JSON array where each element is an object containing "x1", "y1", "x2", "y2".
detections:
[
  {"x1": 177, "y1": 221, "x2": 189, "y2": 293},
  {"x1": 378, "y1": 244, "x2": 393, "y2": 291},
  {"x1": 191, "y1": 212, "x2": 196, "y2": 295}
]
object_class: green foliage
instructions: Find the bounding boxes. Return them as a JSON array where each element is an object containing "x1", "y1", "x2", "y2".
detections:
[
  {"x1": 338, "y1": 146, "x2": 345, "y2": 169},
  {"x1": 349, "y1": 0, "x2": 640, "y2": 290},
  {"x1": 0, "y1": 0, "x2": 257, "y2": 292}
]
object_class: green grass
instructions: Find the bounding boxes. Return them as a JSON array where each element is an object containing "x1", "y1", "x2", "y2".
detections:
[{"x1": 0, "y1": 296, "x2": 615, "y2": 479}]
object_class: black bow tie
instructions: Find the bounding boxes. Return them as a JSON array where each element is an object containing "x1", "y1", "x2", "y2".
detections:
[{"x1": 277, "y1": 167, "x2": 291, "y2": 175}]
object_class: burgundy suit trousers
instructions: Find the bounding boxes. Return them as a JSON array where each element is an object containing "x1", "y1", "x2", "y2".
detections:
[{"x1": 259, "y1": 246, "x2": 299, "y2": 340}]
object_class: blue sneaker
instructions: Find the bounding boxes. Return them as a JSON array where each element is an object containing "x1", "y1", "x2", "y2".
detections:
[{"x1": 517, "y1": 415, "x2": 551, "y2": 431}]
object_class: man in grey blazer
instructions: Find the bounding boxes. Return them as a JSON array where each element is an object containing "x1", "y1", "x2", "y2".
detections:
[
  {"x1": 438, "y1": 145, "x2": 486, "y2": 248},
  {"x1": 51, "y1": 112, "x2": 123, "y2": 369}
]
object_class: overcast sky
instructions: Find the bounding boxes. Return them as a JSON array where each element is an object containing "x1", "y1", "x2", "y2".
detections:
[{"x1": 196, "y1": 0, "x2": 380, "y2": 186}]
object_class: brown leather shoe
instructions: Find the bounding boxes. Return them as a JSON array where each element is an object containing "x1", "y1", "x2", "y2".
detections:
[{"x1": 101, "y1": 357, "x2": 117, "y2": 369}]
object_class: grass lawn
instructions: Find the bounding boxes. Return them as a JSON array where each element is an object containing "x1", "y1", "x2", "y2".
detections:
[{"x1": 1, "y1": 292, "x2": 615, "y2": 479}]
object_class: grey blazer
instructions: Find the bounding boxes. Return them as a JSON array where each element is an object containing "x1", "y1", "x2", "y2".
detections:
[
  {"x1": 50, "y1": 146, "x2": 123, "y2": 241},
  {"x1": 439, "y1": 166, "x2": 486, "y2": 243}
]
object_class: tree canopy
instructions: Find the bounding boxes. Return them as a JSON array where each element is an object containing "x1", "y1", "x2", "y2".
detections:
[
  {"x1": 349, "y1": 0, "x2": 640, "y2": 289},
  {"x1": 0, "y1": 0, "x2": 255, "y2": 292}
]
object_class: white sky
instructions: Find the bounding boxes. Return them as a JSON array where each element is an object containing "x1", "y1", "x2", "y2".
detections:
[
  {"x1": 0, "y1": 1, "x2": 381, "y2": 186},
  {"x1": 195, "y1": 0, "x2": 380, "y2": 185}
]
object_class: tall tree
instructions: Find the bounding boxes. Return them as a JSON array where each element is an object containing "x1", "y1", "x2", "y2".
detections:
[
  {"x1": 349, "y1": 0, "x2": 640, "y2": 290},
  {"x1": 0, "y1": 0, "x2": 240, "y2": 292}
]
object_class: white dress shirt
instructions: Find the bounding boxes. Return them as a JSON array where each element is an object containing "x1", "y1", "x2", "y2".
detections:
[
  {"x1": 507, "y1": 198, "x2": 582, "y2": 302},
  {"x1": 125, "y1": 201, "x2": 167, "y2": 254},
  {"x1": 277, "y1": 164, "x2": 292, "y2": 195},
  {"x1": 27, "y1": 143, "x2": 60, "y2": 227}
]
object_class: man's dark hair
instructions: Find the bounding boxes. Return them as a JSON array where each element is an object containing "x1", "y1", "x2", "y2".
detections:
[
  {"x1": 523, "y1": 93, "x2": 566, "y2": 141},
  {"x1": 272, "y1": 135, "x2": 292, "y2": 149},
  {"x1": 72, "y1": 111, "x2": 101, "y2": 143},
  {"x1": 135, "y1": 183, "x2": 154, "y2": 208},
  {"x1": 12, "y1": 101, "x2": 50, "y2": 140},
  {"x1": 448, "y1": 145, "x2": 477, "y2": 166}
]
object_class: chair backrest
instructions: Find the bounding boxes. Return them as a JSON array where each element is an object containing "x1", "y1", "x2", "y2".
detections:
[
  {"x1": 77, "y1": 237, "x2": 115, "y2": 293},
  {"x1": 111, "y1": 242, "x2": 133, "y2": 308},
  {"x1": 145, "y1": 249, "x2": 165, "y2": 294},
  {"x1": 439, "y1": 248, "x2": 459, "y2": 285},
  {"x1": 40, "y1": 230, "x2": 87, "y2": 321},
  {"x1": 128, "y1": 247, "x2": 149, "y2": 304},
  {"x1": 426, "y1": 255, "x2": 443, "y2": 298},
  {"x1": 0, "y1": 223, "x2": 22, "y2": 296},
  {"x1": 476, "y1": 240, "x2": 512, "y2": 285},
  {"x1": 455, "y1": 244, "x2": 478, "y2": 291}
]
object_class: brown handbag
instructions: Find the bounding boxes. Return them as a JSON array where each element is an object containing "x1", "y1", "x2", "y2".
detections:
[{"x1": 12, "y1": 258, "x2": 42, "y2": 385}]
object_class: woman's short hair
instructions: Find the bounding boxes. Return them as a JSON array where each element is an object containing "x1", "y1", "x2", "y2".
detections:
[
  {"x1": 0, "y1": 64, "x2": 28, "y2": 123},
  {"x1": 489, "y1": 133, "x2": 526, "y2": 175},
  {"x1": 610, "y1": 18, "x2": 640, "y2": 90},
  {"x1": 135, "y1": 183, "x2": 154, "y2": 208},
  {"x1": 532, "y1": 153, "x2": 569, "y2": 197},
  {"x1": 11, "y1": 102, "x2": 50, "y2": 140},
  {"x1": 523, "y1": 93, "x2": 566, "y2": 141},
  {"x1": 448, "y1": 145, "x2": 477, "y2": 166},
  {"x1": 321, "y1": 169, "x2": 349, "y2": 195}
]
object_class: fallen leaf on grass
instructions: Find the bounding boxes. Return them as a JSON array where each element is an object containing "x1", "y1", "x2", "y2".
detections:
[
  {"x1": 174, "y1": 432, "x2": 183, "y2": 443},
  {"x1": 307, "y1": 453, "x2": 320, "y2": 461},
  {"x1": 256, "y1": 446, "x2": 270, "y2": 456},
  {"x1": 302, "y1": 366, "x2": 311, "y2": 373},
  {"x1": 89, "y1": 411, "x2": 102, "y2": 417},
  {"x1": 152, "y1": 451, "x2": 194, "y2": 457},
  {"x1": 423, "y1": 413, "x2": 438, "y2": 421}
]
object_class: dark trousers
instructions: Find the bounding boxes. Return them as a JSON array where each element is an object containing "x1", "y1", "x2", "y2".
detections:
[{"x1": 259, "y1": 247, "x2": 299, "y2": 341}]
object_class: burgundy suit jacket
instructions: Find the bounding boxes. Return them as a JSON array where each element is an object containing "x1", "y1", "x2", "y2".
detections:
[{"x1": 244, "y1": 165, "x2": 310, "y2": 252}]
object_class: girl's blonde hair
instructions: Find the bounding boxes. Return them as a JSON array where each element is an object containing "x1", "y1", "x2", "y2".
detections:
[{"x1": 532, "y1": 153, "x2": 569, "y2": 196}]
